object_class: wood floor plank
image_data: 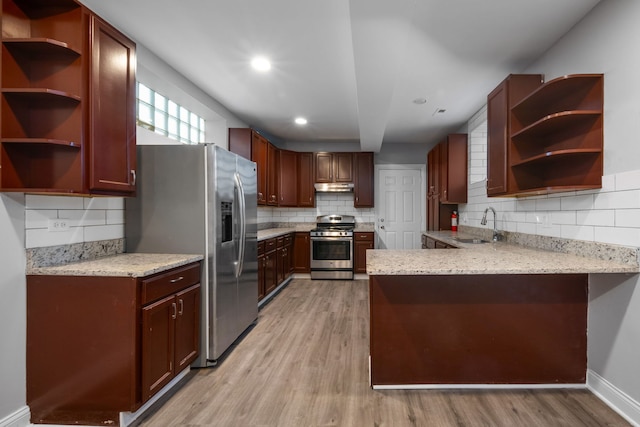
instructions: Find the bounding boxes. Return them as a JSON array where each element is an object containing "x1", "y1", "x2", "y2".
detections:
[{"x1": 137, "y1": 279, "x2": 630, "y2": 427}]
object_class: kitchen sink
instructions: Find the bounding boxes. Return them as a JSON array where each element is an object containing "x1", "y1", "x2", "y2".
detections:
[{"x1": 454, "y1": 238, "x2": 490, "y2": 244}]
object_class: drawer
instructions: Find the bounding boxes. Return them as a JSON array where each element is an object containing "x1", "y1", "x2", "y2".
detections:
[
  {"x1": 265, "y1": 238, "x2": 276, "y2": 253},
  {"x1": 141, "y1": 262, "x2": 201, "y2": 305},
  {"x1": 258, "y1": 241, "x2": 265, "y2": 255},
  {"x1": 276, "y1": 236, "x2": 285, "y2": 249},
  {"x1": 283, "y1": 233, "x2": 293, "y2": 246},
  {"x1": 355, "y1": 232, "x2": 374, "y2": 241}
]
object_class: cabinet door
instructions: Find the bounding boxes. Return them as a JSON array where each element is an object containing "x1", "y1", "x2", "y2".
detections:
[
  {"x1": 427, "y1": 146, "x2": 440, "y2": 231},
  {"x1": 141, "y1": 294, "x2": 176, "y2": 402},
  {"x1": 354, "y1": 232, "x2": 374, "y2": 274},
  {"x1": 314, "y1": 152, "x2": 333, "y2": 183},
  {"x1": 264, "y1": 250, "x2": 277, "y2": 295},
  {"x1": 228, "y1": 128, "x2": 252, "y2": 160},
  {"x1": 334, "y1": 152, "x2": 353, "y2": 182},
  {"x1": 278, "y1": 149, "x2": 298, "y2": 206},
  {"x1": 293, "y1": 232, "x2": 310, "y2": 273},
  {"x1": 257, "y1": 253, "x2": 266, "y2": 301},
  {"x1": 267, "y1": 142, "x2": 279, "y2": 206},
  {"x1": 487, "y1": 80, "x2": 509, "y2": 196},
  {"x1": 297, "y1": 152, "x2": 315, "y2": 207},
  {"x1": 252, "y1": 132, "x2": 268, "y2": 205},
  {"x1": 354, "y1": 152, "x2": 374, "y2": 207},
  {"x1": 174, "y1": 284, "x2": 200, "y2": 373},
  {"x1": 88, "y1": 14, "x2": 137, "y2": 195},
  {"x1": 440, "y1": 134, "x2": 467, "y2": 204}
]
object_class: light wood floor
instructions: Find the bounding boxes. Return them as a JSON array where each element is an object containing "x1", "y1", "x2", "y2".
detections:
[{"x1": 138, "y1": 279, "x2": 630, "y2": 427}]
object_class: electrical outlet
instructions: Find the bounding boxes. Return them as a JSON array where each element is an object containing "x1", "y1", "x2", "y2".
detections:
[{"x1": 48, "y1": 219, "x2": 70, "y2": 232}]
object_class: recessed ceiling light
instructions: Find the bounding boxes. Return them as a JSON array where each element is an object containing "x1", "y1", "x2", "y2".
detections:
[
  {"x1": 251, "y1": 56, "x2": 271, "y2": 72},
  {"x1": 294, "y1": 117, "x2": 308, "y2": 125},
  {"x1": 412, "y1": 97, "x2": 427, "y2": 105}
]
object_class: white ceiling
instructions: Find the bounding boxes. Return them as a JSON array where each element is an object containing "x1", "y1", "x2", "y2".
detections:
[{"x1": 80, "y1": 0, "x2": 600, "y2": 152}]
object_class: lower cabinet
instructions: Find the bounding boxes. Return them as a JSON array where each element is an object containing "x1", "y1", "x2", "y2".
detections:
[
  {"x1": 354, "y1": 232, "x2": 375, "y2": 274},
  {"x1": 26, "y1": 262, "x2": 201, "y2": 425},
  {"x1": 141, "y1": 282, "x2": 200, "y2": 402},
  {"x1": 422, "y1": 235, "x2": 456, "y2": 249},
  {"x1": 259, "y1": 233, "x2": 295, "y2": 303},
  {"x1": 293, "y1": 232, "x2": 311, "y2": 273}
]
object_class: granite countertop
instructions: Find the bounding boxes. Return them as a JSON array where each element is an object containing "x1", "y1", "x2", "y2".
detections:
[
  {"x1": 367, "y1": 231, "x2": 639, "y2": 276},
  {"x1": 27, "y1": 253, "x2": 203, "y2": 277},
  {"x1": 258, "y1": 227, "x2": 298, "y2": 240}
]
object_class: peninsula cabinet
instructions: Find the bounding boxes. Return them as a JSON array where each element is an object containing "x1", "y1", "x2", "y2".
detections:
[
  {"x1": 314, "y1": 152, "x2": 353, "y2": 183},
  {"x1": 354, "y1": 152, "x2": 374, "y2": 207},
  {"x1": 27, "y1": 261, "x2": 201, "y2": 426},
  {"x1": 0, "y1": 0, "x2": 137, "y2": 196},
  {"x1": 487, "y1": 74, "x2": 543, "y2": 196}
]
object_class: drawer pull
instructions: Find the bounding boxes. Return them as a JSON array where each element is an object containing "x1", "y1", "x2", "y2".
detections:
[{"x1": 170, "y1": 276, "x2": 184, "y2": 283}]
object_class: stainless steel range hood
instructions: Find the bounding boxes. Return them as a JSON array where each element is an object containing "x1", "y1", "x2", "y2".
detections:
[{"x1": 314, "y1": 182, "x2": 354, "y2": 193}]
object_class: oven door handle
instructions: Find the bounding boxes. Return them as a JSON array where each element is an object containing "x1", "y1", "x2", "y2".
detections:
[{"x1": 310, "y1": 236, "x2": 353, "y2": 242}]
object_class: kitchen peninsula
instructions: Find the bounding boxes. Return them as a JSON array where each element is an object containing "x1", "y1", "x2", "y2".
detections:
[{"x1": 366, "y1": 232, "x2": 639, "y2": 388}]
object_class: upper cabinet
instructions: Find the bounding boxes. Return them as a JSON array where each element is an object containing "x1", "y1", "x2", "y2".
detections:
[
  {"x1": 0, "y1": 0, "x2": 136, "y2": 196},
  {"x1": 487, "y1": 75, "x2": 544, "y2": 196},
  {"x1": 438, "y1": 134, "x2": 467, "y2": 204},
  {"x1": 278, "y1": 149, "x2": 297, "y2": 207},
  {"x1": 297, "y1": 152, "x2": 315, "y2": 207},
  {"x1": 354, "y1": 152, "x2": 374, "y2": 207},
  {"x1": 487, "y1": 73, "x2": 603, "y2": 197},
  {"x1": 314, "y1": 152, "x2": 353, "y2": 183}
]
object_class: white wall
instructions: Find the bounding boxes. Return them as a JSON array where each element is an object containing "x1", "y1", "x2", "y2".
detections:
[
  {"x1": 459, "y1": 0, "x2": 640, "y2": 421},
  {"x1": 0, "y1": 194, "x2": 26, "y2": 425}
]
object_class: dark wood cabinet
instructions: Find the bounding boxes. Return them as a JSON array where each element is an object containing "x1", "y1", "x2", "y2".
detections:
[
  {"x1": 438, "y1": 134, "x2": 467, "y2": 204},
  {"x1": 278, "y1": 149, "x2": 298, "y2": 206},
  {"x1": 0, "y1": 0, "x2": 136, "y2": 195},
  {"x1": 228, "y1": 128, "x2": 252, "y2": 160},
  {"x1": 293, "y1": 232, "x2": 310, "y2": 273},
  {"x1": 487, "y1": 74, "x2": 544, "y2": 196},
  {"x1": 141, "y1": 282, "x2": 200, "y2": 402},
  {"x1": 509, "y1": 74, "x2": 603, "y2": 195},
  {"x1": 267, "y1": 141, "x2": 279, "y2": 205},
  {"x1": 257, "y1": 241, "x2": 265, "y2": 300},
  {"x1": 263, "y1": 238, "x2": 277, "y2": 296},
  {"x1": 427, "y1": 135, "x2": 467, "y2": 231},
  {"x1": 88, "y1": 14, "x2": 137, "y2": 195},
  {"x1": 354, "y1": 152, "x2": 374, "y2": 207},
  {"x1": 354, "y1": 232, "x2": 374, "y2": 274},
  {"x1": 314, "y1": 152, "x2": 353, "y2": 183},
  {"x1": 297, "y1": 152, "x2": 315, "y2": 207},
  {"x1": 27, "y1": 261, "x2": 201, "y2": 425},
  {"x1": 252, "y1": 131, "x2": 269, "y2": 205}
]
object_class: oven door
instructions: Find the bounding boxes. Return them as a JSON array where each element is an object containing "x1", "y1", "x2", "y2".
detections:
[{"x1": 310, "y1": 236, "x2": 354, "y2": 279}]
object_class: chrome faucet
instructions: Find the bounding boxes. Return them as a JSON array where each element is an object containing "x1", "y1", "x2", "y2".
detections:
[{"x1": 480, "y1": 207, "x2": 501, "y2": 242}]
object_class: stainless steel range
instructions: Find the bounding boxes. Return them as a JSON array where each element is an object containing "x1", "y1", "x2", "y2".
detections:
[{"x1": 310, "y1": 214, "x2": 355, "y2": 280}]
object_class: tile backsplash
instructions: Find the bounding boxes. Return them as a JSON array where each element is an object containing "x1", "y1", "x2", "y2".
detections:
[
  {"x1": 25, "y1": 195, "x2": 125, "y2": 249},
  {"x1": 258, "y1": 193, "x2": 375, "y2": 226},
  {"x1": 460, "y1": 169, "x2": 640, "y2": 248}
]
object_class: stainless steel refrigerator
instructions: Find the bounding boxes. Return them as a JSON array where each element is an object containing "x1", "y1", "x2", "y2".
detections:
[{"x1": 125, "y1": 143, "x2": 258, "y2": 367}]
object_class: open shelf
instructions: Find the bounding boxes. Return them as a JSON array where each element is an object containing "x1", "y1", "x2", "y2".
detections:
[
  {"x1": 2, "y1": 88, "x2": 81, "y2": 102},
  {"x1": 1, "y1": 138, "x2": 81, "y2": 147},
  {"x1": 511, "y1": 110, "x2": 601, "y2": 141},
  {"x1": 2, "y1": 38, "x2": 82, "y2": 56},
  {"x1": 511, "y1": 148, "x2": 601, "y2": 168}
]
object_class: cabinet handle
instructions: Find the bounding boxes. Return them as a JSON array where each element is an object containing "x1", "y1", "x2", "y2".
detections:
[
  {"x1": 178, "y1": 299, "x2": 184, "y2": 316},
  {"x1": 171, "y1": 302, "x2": 177, "y2": 320},
  {"x1": 131, "y1": 170, "x2": 136, "y2": 185},
  {"x1": 170, "y1": 276, "x2": 184, "y2": 283},
  {"x1": 258, "y1": 192, "x2": 263, "y2": 199}
]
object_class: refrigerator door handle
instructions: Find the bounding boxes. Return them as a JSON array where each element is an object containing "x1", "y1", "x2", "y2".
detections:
[{"x1": 234, "y1": 172, "x2": 246, "y2": 278}]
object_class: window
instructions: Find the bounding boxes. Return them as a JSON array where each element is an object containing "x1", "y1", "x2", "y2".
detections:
[{"x1": 136, "y1": 82, "x2": 205, "y2": 144}]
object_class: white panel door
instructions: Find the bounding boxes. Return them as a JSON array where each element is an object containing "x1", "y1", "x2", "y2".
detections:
[{"x1": 377, "y1": 168, "x2": 423, "y2": 249}]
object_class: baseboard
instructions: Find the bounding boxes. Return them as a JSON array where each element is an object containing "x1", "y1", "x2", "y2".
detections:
[
  {"x1": 588, "y1": 369, "x2": 640, "y2": 426},
  {"x1": 0, "y1": 405, "x2": 30, "y2": 427}
]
